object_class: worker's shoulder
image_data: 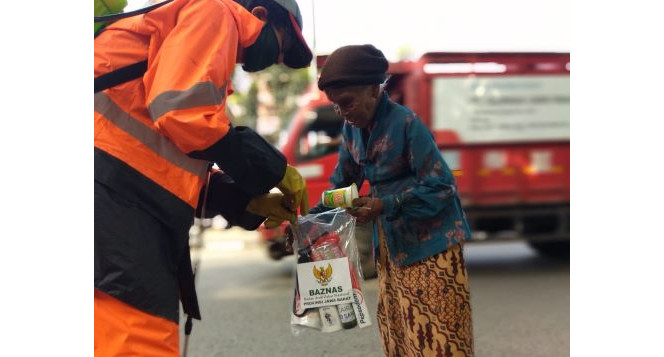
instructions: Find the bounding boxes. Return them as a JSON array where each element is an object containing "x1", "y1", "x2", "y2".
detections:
[
  {"x1": 176, "y1": 0, "x2": 239, "y2": 28},
  {"x1": 182, "y1": 0, "x2": 236, "y2": 15}
]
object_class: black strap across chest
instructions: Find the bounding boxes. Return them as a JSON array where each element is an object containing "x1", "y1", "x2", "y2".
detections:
[{"x1": 94, "y1": 60, "x2": 148, "y2": 93}]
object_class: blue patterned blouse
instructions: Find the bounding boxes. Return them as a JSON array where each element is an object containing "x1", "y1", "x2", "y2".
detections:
[{"x1": 312, "y1": 92, "x2": 471, "y2": 266}]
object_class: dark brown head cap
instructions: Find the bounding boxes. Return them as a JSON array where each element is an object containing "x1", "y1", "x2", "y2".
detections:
[{"x1": 317, "y1": 44, "x2": 388, "y2": 90}]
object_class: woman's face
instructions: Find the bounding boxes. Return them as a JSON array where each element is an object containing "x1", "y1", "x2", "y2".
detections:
[{"x1": 325, "y1": 85, "x2": 380, "y2": 129}]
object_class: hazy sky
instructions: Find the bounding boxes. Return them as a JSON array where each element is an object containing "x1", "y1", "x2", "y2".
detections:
[
  {"x1": 125, "y1": 0, "x2": 569, "y2": 61},
  {"x1": 300, "y1": 0, "x2": 569, "y2": 60}
]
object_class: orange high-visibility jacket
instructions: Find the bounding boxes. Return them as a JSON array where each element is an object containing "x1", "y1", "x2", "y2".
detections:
[{"x1": 94, "y1": 0, "x2": 287, "y2": 325}]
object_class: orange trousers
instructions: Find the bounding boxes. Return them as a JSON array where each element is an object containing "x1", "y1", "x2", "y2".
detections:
[{"x1": 94, "y1": 289, "x2": 180, "y2": 356}]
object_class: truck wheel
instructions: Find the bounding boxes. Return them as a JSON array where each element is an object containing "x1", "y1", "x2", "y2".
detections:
[
  {"x1": 354, "y1": 221, "x2": 377, "y2": 279},
  {"x1": 528, "y1": 240, "x2": 569, "y2": 259}
]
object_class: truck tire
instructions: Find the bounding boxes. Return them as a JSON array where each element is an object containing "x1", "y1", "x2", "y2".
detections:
[
  {"x1": 528, "y1": 240, "x2": 569, "y2": 259},
  {"x1": 354, "y1": 221, "x2": 377, "y2": 279}
]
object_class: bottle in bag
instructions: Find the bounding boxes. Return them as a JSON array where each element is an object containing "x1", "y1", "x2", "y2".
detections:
[{"x1": 291, "y1": 247, "x2": 322, "y2": 330}]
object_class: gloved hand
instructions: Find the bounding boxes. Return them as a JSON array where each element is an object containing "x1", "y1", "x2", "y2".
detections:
[
  {"x1": 276, "y1": 165, "x2": 309, "y2": 215},
  {"x1": 263, "y1": 217, "x2": 283, "y2": 229},
  {"x1": 246, "y1": 193, "x2": 296, "y2": 227},
  {"x1": 263, "y1": 193, "x2": 302, "y2": 227}
]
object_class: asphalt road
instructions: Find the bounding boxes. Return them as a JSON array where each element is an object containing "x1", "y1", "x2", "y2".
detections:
[{"x1": 179, "y1": 229, "x2": 569, "y2": 357}]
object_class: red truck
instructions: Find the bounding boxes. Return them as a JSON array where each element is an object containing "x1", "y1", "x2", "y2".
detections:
[{"x1": 261, "y1": 52, "x2": 570, "y2": 276}]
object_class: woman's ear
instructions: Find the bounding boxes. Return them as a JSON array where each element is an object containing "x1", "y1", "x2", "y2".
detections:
[
  {"x1": 251, "y1": 6, "x2": 268, "y2": 21},
  {"x1": 371, "y1": 84, "x2": 381, "y2": 98}
]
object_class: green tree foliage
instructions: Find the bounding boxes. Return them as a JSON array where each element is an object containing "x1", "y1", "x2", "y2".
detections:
[
  {"x1": 232, "y1": 81, "x2": 259, "y2": 129},
  {"x1": 397, "y1": 44, "x2": 414, "y2": 61},
  {"x1": 231, "y1": 64, "x2": 312, "y2": 144},
  {"x1": 265, "y1": 65, "x2": 311, "y2": 121}
]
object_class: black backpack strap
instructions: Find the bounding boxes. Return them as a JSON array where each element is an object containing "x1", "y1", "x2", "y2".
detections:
[
  {"x1": 93, "y1": 0, "x2": 176, "y2": 92},
  {"x1": 178, "y1": 241, "x2": 201, "y2": 320},
  {"x1": 94, "y1": 60, "x2": 148, "y2": 93},
  {"x1": 94, "y1": 26, "x2": 106, "y2": 39},
  {"x1": 94, "y1": 0, "x2": 174, "y2": 23}
]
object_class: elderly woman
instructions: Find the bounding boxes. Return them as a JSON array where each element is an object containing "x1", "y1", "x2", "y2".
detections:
[{"x1": 310, "y1": 45, "x2": 474, "y2": 356}]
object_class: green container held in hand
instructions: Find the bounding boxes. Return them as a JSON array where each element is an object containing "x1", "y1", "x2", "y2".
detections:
[
  {"x1": 94, "y1": 0, "x2": 128, "y2": 32},
  {"x1": 322, "y1": 183, "x2": 358, "y2": 208}
]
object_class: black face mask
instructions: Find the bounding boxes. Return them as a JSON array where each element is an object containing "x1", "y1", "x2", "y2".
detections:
[{"x1": 242, "y1": 24, "x2": 280, "y2": 72}]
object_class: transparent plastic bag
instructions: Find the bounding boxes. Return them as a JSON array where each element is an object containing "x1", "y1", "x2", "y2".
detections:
[{"x1": 288, "y1": 208, "x2": 372, "y2": 335}]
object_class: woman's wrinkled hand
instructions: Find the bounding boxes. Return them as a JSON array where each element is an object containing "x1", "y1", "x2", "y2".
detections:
[{"x1": 346, "y1": 197, "x2": 383, "y2": 224}]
